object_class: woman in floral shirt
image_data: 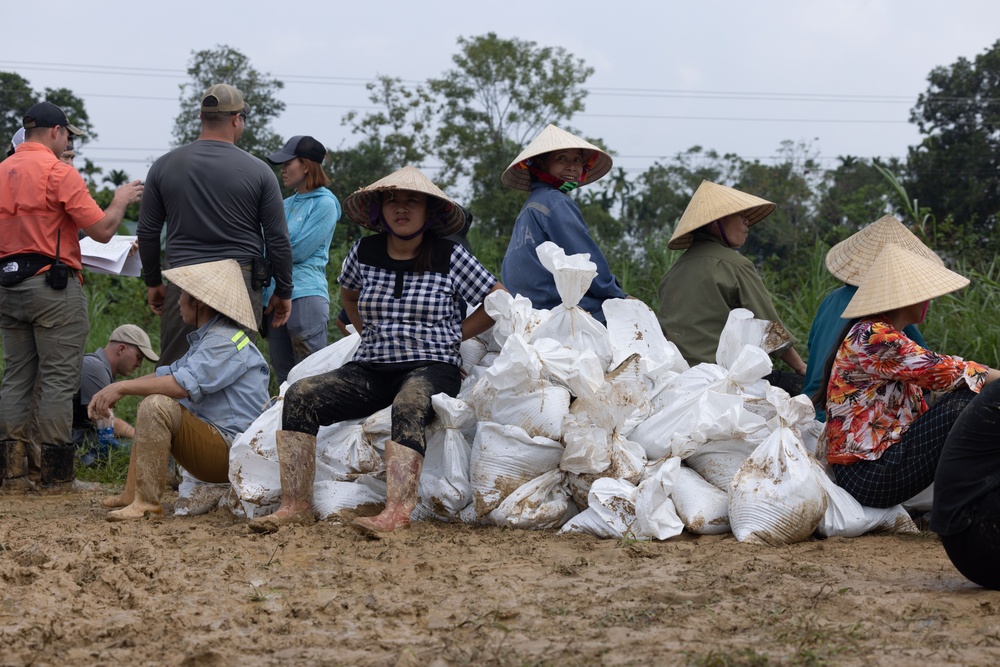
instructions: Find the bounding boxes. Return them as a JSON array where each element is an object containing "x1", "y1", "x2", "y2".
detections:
[{"x1": 819, "y1": 244, "x2": 998, "y2": 508}]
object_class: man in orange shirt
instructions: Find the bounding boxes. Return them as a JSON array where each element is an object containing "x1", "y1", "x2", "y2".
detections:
[{"x1": 0, "y1": 101, "x2": 142, "y2": 493}]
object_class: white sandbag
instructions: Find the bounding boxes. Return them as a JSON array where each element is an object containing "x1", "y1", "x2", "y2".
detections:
[
  {"x1": 560, "y1": 468, "x2": 684, "y2": 541},
  {"x1": 417, "y1": 394, "x2": 475, "y2": 520},
  {"x1": 529, "y1": 242, "x2": 612, "y2": 367},
  {"x1": 486, "y1": 469, "x2": 578, "y2": 530},
  {"x1": 903, "y1": 484, "x2": 934, "y2": 512},
  {"x1": 603, "y1": 298, "x2": 689, "y2": 379},
  {"x1": 175, "y1": 468, "x2": 231, "y2": 517},
  {"x1": 483, "y1": 289, "x2": 548, "y2": 349},
  {"x1": 816, "y1": 473, "x2": 918, "y2": 537},
  {"x1": 312, "y1": 479, "x2": 385, "y2": 521},
  {"x1": 469, "y1": 335, "x2": 570, "y2": 440},
  {"x1": 469, "y1": 422, "x2": 564, "y2": 517},
  {"x1": 569, "y1": 353, "x2": 648, "y2": 435},
  {"x1": 635, "y1": 457, "x2": 685, "y2": 540},
  {"x1": 230, "y1": 399, "x2": 283, "y2": 459},
  {"x1": 459, "y1": 336, "x2": 489, "y2": 375},
  {"x1": 316, "y1": 420, "x2": 381, "y2": 479},
  {"x1": 361, "y1": 406, "x2": 392, "y2": 446},
  {"x1": 561, "y1": 424, "x2": 613, "y2": 475},
  {"x1": 229, "y1": 440, "x2": 281, "y2": 519},
  {"x1": 532, "y1": 336, "x2": 605, "y2": 400},
  {"x1": 671, "y1": 465, "x2": 731, "y2": 535},
  {"x1": 729, "y1": 389, "x2": 829, "y2": 545},
  {"x1": 282, "y1": 330, "x2": 361, "y2": 394},
  {"x1": 684, "y1": 437, "x2": 762, "y2": 491},
  {"x1": 716, "y1": 308, "x2": 793, "y2": 368}
]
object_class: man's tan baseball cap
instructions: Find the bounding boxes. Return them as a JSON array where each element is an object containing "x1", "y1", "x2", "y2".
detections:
[
  {"x1": 109, "y1": 324, "x2": 159, "y2": 362},
  {"x1": 200, "y1": 83, "x2": 251, "y2": 116}
]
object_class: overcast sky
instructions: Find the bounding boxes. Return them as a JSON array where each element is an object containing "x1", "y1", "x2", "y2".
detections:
[{"x1": 4, "y1": 1, "x2": 998, "y2": 192}]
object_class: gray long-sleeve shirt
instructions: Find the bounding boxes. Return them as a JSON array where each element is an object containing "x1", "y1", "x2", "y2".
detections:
[{"x1": 137, "y1": 140, "x2": 293, "y2": 299}]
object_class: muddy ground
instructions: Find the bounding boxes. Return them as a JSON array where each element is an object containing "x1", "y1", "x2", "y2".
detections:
[{"x1": 2, "y1": 489, "x2": 1000, "y2": 667}]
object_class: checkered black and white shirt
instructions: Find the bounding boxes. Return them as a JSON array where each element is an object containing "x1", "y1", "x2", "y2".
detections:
[{"x1": 339, "y1": 235, "x2": 498, "y2": 366}]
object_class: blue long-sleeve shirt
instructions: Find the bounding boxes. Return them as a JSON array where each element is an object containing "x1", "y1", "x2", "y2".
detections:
[
  {"x1": 501, "y1": 181, "x2": 625, "y2": 323},
  {"x1": 156, "y1": 314, "x2": 270, "y2": 441},
  {"x1": 263, "y1": 187, "x2": 340, "y2": 304}
]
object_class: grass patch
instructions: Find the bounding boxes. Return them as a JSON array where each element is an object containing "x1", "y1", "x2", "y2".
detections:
[{"x1": 75, "y1": 440, "x2": 132, "y2": 486}]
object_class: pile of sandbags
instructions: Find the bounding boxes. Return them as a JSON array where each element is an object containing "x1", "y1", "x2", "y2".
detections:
[{"x1": 222, "y1": 241, "x2": 918, "y2": 543}]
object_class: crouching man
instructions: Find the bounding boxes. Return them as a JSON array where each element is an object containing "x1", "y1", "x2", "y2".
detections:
[{"x1": 88, "y1": 260, "x2": 269, "y2": 521}]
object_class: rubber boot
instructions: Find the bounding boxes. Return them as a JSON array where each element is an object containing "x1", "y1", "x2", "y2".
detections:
[
  {"x1": 107, "y1": 433, "x2": 170, "y2": 521},
  {"x1": 352, "y1": 440, "x2": 423, "y2": 535},
  {"x1": 39, "y1": 443, "x2": 75, "y2": 493},
  {"x1": 248, "y1": 431, "x2": 316, "y2": 534},
  {"x1": 0, "y1": 440, "x2": 36, "y2": 494}
]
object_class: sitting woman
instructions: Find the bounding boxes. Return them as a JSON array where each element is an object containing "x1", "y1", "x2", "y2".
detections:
[
  {"x1": 657, "y1": 180, "x2": 806, "y2": 388},
  {"x1": 932, "y1": 380, "x2": 1000, "y2": 589},
  {"x1": 89, "y1": 259, "x2": 270, "y2": 521},
  {"x1": 250, "y1": 166, "x2": 504, "y2": 534},
  {"x1": 500, "y1": 124, "x2": 626, "y2": 324},
  {"x1": 818, "y1": 244, "x2": 998, "y2": 508}
]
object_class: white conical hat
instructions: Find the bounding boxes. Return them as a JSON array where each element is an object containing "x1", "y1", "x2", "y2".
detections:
[
  {"x1": 342, "y1": 165, "x2": 464, "y2": 235},
  {"x1": 502, "y1": 124, "x2": 613, "y2": 191},
  {"x1": 826, "y1": 215, "x2": 942, "y2": 285},
  {"x1": 667, "y1": 180, "x2": 776, "y2": 250},
  {"x1": 163, "y1": 259, "x2": 258, "y2": 332},
  {"x1": 842, "y1": 244, "x2": 968, "y2": 318}
]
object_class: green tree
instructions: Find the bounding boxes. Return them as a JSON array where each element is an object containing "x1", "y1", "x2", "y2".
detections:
[
  {"x1": 172, "y1": 45, "x2": 286, "y2": 159},
  {"x1": 427, "y1": 33, "x2": 595, "y2": 236},
  {"x1": 343, "y1": 76, "x2": 434, "y2": 172},
  {"x1": 0, "y1": 72, "x2": 37, "y2": 152},
  {"x1": 43, "y1": 87, "x2": 96, "y2": 144},
  {"x1": 814, "y1": 156, "x2": 895, "y2": 245},
  {"x1": 907, "y1": 39, "x2": 1000, "y2": 239},
  {"x1": 103, "y1": 169, "x2": 130, "y2": 187}
]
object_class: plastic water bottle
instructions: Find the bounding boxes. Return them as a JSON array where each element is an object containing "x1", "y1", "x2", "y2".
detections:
[{"x1": 97, "y1": 410, "x2": 115, "y2": 447}]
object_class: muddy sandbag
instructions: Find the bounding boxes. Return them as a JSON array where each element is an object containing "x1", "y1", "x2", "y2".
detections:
[
  {"x1": 486, "y1": 469, "x2": 578, "y2": 529},
  {"x1": 671, "y1": 465, "x2": 731, "y2": 535},
  {"x1": 316, "y1": 420, "x2": 381, "y2": 479},
  {"x1": 417, "y1": 394, "x2": 475, "y2": 521},
  {"x1": 313, "y1": 478, "x2": 386, "y2": 521},
  {"x1": 281, "y1": 330, "x2": 361, "y2": 395},
  {"x1": 483, "y1": 289, "x2": 548, "y2": 349},
  {"x1": 815, "y1": 473, "x2": 917, "y2": 537},
  {"x1": 729, "y1": 389, "x2": 828, "y2": 545},
  {"x1": 469, "y1": 422, "x2": 564, "y2": 517}
]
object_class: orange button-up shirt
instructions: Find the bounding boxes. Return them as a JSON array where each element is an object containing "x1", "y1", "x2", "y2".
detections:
[{"x1": 0, "y1": 141, "x2": 105, "y2": 272}]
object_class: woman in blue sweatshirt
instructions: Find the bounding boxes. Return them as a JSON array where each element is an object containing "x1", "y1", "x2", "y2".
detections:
[{"x1": 265, "y1": 135, "x2": 341, "y2": 383}]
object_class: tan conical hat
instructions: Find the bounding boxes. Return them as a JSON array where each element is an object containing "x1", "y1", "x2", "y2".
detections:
[
  {"x1": 501, "y1": 124, "x2": 613, "y2": 191},
  {"x1": 342, "y1": 166, "x2": 464, "y2": 236},
  {"x1": 841, "y1": 244, "x2": 968, "y2": 319},
  {"x1": 826, "y1": 214, "x2": 942, "y2": 285},
  {"x1": 163, "y1": 259, "x2": 258, "y2": 332},
  {"x1": 667, "y1": 180, "x2": 776, "y2": 250}
]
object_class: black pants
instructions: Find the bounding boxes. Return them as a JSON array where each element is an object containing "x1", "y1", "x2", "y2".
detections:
[
  {"x1": 940, "y1": 492, "x2": 1000, "y2": 590},
  {"x1": 282, "y1": 361, "x2": 461, "y2": 455}
]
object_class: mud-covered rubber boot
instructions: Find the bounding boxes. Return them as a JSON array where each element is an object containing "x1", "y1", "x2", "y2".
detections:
[
  {"x1": 248, "y1": 431, "x2": 317, "y2": 534},
  {"x1": 39, "y1": 443, "x2": 76, "y2": 493},
  {"x1": 0, "y1": 440, "x2": 36, "y2": 494},
  {"x1": 352, "y1": 440, "x2": 423, "y2": 535}
]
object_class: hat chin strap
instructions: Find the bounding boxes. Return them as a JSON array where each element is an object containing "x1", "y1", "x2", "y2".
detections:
[
  {"x1": 384, "y1": 219, "x2": 433, "y2": 241},
  {"x1": 715, "y1": 220, "x2": 734, "y2": 248}
]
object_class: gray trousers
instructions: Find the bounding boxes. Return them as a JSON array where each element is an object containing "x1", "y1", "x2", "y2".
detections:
[
  {"x1": 0, "y1": 274, "x2": 88, "y2": 447},
  {"x1": 266, "y1": 295, "x2": 330, "y2": 384}
]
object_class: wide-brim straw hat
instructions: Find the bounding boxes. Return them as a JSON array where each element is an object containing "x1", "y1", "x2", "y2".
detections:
[
  {"x1": 842, "y1": 244, "x2": 968, "y2": 319},
  {"x1": 501, "y1": 124, "x2": 613, "y2": 191},
  {"x1": 342, "y1": 166, "x2": 465, "y2": 236},
  {"x1": 163, "y1": 259, "x2": 258, "y2": 332},
  {"x1": 826, "y1": 215, "x2": 943, "y2": 285},
  {"x1": 667, "y1": 180, "x2": 776, "y2": 250}
]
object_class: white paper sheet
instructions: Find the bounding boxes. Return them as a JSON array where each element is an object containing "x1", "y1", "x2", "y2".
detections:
[{"x1": 79, "y1": 235, "x2": 141, "y2": 277}]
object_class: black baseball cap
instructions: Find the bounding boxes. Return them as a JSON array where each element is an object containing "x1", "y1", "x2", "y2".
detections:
[
  {"x1": 267, "y1": 135, "x2": 326, "y2": 165},
  {"x1": 23, "y1": 102, "x2": 84, "y2": 136}
]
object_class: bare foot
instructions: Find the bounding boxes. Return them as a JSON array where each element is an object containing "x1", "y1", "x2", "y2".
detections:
[
  {"x1": 106, "y1": 502, "x2": 163, "y2": 522},
  {"x1": 248, "y1": 504, "x2": 315, "y2": 534},
  {"x1": 102, "y1": 492, "x2": 132, "y2": 508}
]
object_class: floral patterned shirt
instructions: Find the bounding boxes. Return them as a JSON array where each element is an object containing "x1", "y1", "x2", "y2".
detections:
[{"x1": 826, "y1": 318, "x2": 988, "y2": 464}]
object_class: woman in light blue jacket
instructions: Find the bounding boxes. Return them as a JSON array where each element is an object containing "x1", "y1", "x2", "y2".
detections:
[{"x1": 265, "y1": 136, "x2": 341, "y2": 383}]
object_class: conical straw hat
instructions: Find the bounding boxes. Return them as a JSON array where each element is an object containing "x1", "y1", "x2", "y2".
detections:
[
  {"x1": 342, "y1": 166, "x2": 464, "y2": 236},
  {"x1": 502, "y1": 124, "x2": 613, "y2": 191},
  {"x1": 667, "y1": 181, "x2": 776, "y2": 250},
  {"x1": 841, "y1": 244, "x2": 968, "y2": 319},
  {"x1": 163, "y1": 259, "x2": 258, "y2": 332},
  {"x1": 826, "y1": 215, "x2": 942, "y2": 285}
]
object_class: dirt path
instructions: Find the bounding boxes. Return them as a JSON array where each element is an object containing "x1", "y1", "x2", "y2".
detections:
[{"x1": 2, "y1": 490, "x2": 999, "y2": 667}]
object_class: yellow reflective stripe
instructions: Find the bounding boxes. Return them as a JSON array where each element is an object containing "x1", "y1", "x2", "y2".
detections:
[{"x1": 231, "y1": 330, "x2": 250, "y2": 350}]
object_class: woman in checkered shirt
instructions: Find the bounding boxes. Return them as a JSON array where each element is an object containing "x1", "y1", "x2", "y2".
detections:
[{"x1": 250, "y1": 166, "x2": 505, "y2": 534}]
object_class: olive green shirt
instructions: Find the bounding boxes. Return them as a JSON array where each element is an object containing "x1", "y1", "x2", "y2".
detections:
[{"x1": 657, "y1": 233, "x2": 790, "y2": 365}]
